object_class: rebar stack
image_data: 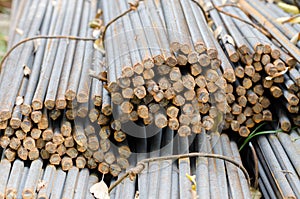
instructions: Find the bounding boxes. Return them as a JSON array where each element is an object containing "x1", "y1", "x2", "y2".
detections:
[
  {"x1": 198, "y1": 0, "x2": 300, "y2": 135},
  {"x1": 240, "y1": 0, "x2": 300, "y2": 128},
  {"x1": 109, "y1": 131, "x2": 252, "y2": 198},
  {"x1": 0, "y1": 158, "x2": 100, "y2": 199},
  {"x1": 0, "y1": 0, "x2": 300, "y2": 198},
  {"x1": 102, "y1": 0, "x2": 231, "y2": 136},
  {"x1": 252, "y1": 128, "x2": 300, "y2": 199},
  {"x1": 0, "y1": 0, "x2": 132, "y2": 177}
]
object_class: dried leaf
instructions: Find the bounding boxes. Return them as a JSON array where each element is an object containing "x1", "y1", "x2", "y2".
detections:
[
  {"x1": 265, "y1": 67, "x2": 289, "y2": 80},
  {"x1": 23, "y1": 65, "x2": 31, "y2": 76},
  {"x1": 223, "y1": 34, "x2": 235, "y2": 46},
  {"x1": 276, "y1": 16, "x2": 290, "y2": 23},
  {"x1": 186, "y1": 174, "x2": 198, "y2": 198},
  {"x1": 95, "y1": 9, "x2": 103, "y2": 18},
  {"x1": 15, "y1": 28, "x2": 24, "y2": 36},
  {"x1": 90, "y1": 180, "x2": 110, "y2": 199},
  {"x1": 214, "y1": 26, "x2": 223, "y2": 39},
  {"x1": 93, "y1": 29, "x2": 101, "y2": 38},
  {"x1": 89, "y1": 19, "x2": 103, "y2": 29},
  {"x1": 250, "y1": 187, "x2": 262, "y2": 199},
  {"x1": 16, "y1": 96, "x2": 23, "y2": 106},
  {"x1": 290, "y1": 33, "x2": 300, "y2": 45},
  {"x1": 276, "y1": 15, "x2": 300, "y2": 24},
  {"x1": 277, "y1": 2, "x2": 300, "y2": 15},
  {"x1": 186, "y1": 173, "x2": 197, "y2": 191},
  {"x1": 33, "y1": 38, "x2": 41, "y2": 52},
  {"x1": 94, "y1": 38, "x2": 105, "y2": 54}
]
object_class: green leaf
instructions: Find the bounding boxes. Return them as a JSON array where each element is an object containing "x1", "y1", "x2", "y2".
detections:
[{"x1": 239, "y1": 123, "x2": 283, "y2": 151}]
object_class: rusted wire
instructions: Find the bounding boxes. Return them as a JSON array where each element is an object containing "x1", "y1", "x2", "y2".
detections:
[
  {"x1": 206, "y1": 2, "x2": 271, "y2": 37},
  {"x1": 100, "y1": 0, "x2": 140, "y2": 49},
  {"x1": 108, "y1": 152, "x2": 251, "y2": 193},
  {"x1": 0, "y1": 35, "x2": 96, "y2": 73},
  {"x1": 281, "y1": 13, "x2": 300, "y2": 24},
  {"x1": 190, "y1": 0, "x2": 210, "y2": 22},
  {"x1": 190, "y1": 0, "x2": 270, "y2": 37}
]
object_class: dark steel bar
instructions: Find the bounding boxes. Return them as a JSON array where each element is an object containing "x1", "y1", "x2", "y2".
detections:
[
  {"x1": 85, "y1": 174, "x2": 99, "y2": 199},
  {"x1": 73, "y1": 168, "x2": 90, "y2": 199},
  {"x1": 37, "y1": 164, "x2": 56, "y2": 199},
  {"x1": 178, "y1": 136, "x2": 192, "y2": 199},
  {"x1": 146, "y1": 130, "x2": 162, "y2": 198},
  {"x1": 21, "y1": 1, "x2": 54, "y2": 115},
  {"x1": 230, "y1": 139, "x2": 252, "y2": 198},
  {"x1": 171, "y1": 163, "x2": 179, "y2": 198},
  {"x1": 65, "y1": 0, "x2": 90, "y2": 101},
  {"x1": 136, "y1": 126, "x2": 148, "y2": 199},
  {"x1": 211, "y1": 133, "x2": 228, "y2": 198},
  {"x1": 0, "y1": 0, "x2": 46, "y2": 120},
  {"x1": 145, "y1": 0, "x2": 177, "y2": 66},
  {"x1": 0, "y1": 159, "x2": 12, "y2": 199},
  {"x1": 31, "y1": 0, "x2": 68, "y2": 111},
  {"x1": 22, "y1": 159, "x2": 43, "y2": 199},
  {"x1": 77, "y1": 0, "x2": 98, "y2": 103},
  {"x1": 207, "y1": 137, "x2": 221, "y2": 199},
  {"x1": 161, "y1": 0, "x2": 181, "y2": 53},
  {"x1": 268, "y1": 134, "x2": 300, "y2": 197},
  {"x1": 55, "y1": 1, "x2": 84, "y2": 109},
  {"x1": 221, "y1": 134, "x2": 244, "y2": 199},
  {"x1": 61, "y1": 167, "x2": 79, "y2": 199},
  {"x1": 257, "y1": 135, "x2": 296, "y2": 198},
  {"x1": 16, "y1": 166, "x2": 29, "y2": 199},
  {"x1": 44, "y1": 0, "x2": 78, "y2": 109},
  {"x1": 158, "y1": 128, "x2": 174, "y2": 199},
  {"x1": 50, "y1": 169, "x2": 66, "y2": 199},
  {"x1": 277, "y1": 133, "x2": 300, "y2": 176},
  {"x1": 180, "y1": 0, "x2": 205, "y2": 55}
]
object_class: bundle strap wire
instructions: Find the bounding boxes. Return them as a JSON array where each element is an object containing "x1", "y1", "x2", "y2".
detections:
[{"x1": 108, "y1": 152, "x2": 251, "y2": 193}]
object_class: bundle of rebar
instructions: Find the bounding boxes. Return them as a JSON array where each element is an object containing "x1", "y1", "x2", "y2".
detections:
[
  {"x1": 0, "y1": 158, "x2": 101, "y2": 199},
  {"x1": 197, "y1": 0, "x2": 300, "y2": 135},
  {"x1": 102, "y1": 0, "x2": 232, "y2": 136},
  {"x1": 239, "y1": 0, "x2": 300, "y2": 129},
  {"x1": 251, "y1": 128, "x2": 300, "y2": 199},
  {"x1": 0, "y1": 130, "x2": 252, "y2": 199},
  {"x1": 101, "y1": 0, "x2": 300, "y2": 138},
  {"x1": 0, "y1": 118, "x2": 132, "y2": 176},
  {"x1": 0, "y1": 1, "x2": 300, "y2": 197},
  {"x1": 1, "y1": 0, "x2": 299, "y2": 153},
  {"x1": 109, "y1": 130, "x2": 251, "y2": 198},
  {"x1": 0, "y1": 0, "x2": 132, "y2": 177},
  {"x1": 0, "y1": 0, "x2": 300, "y2": 198}
]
